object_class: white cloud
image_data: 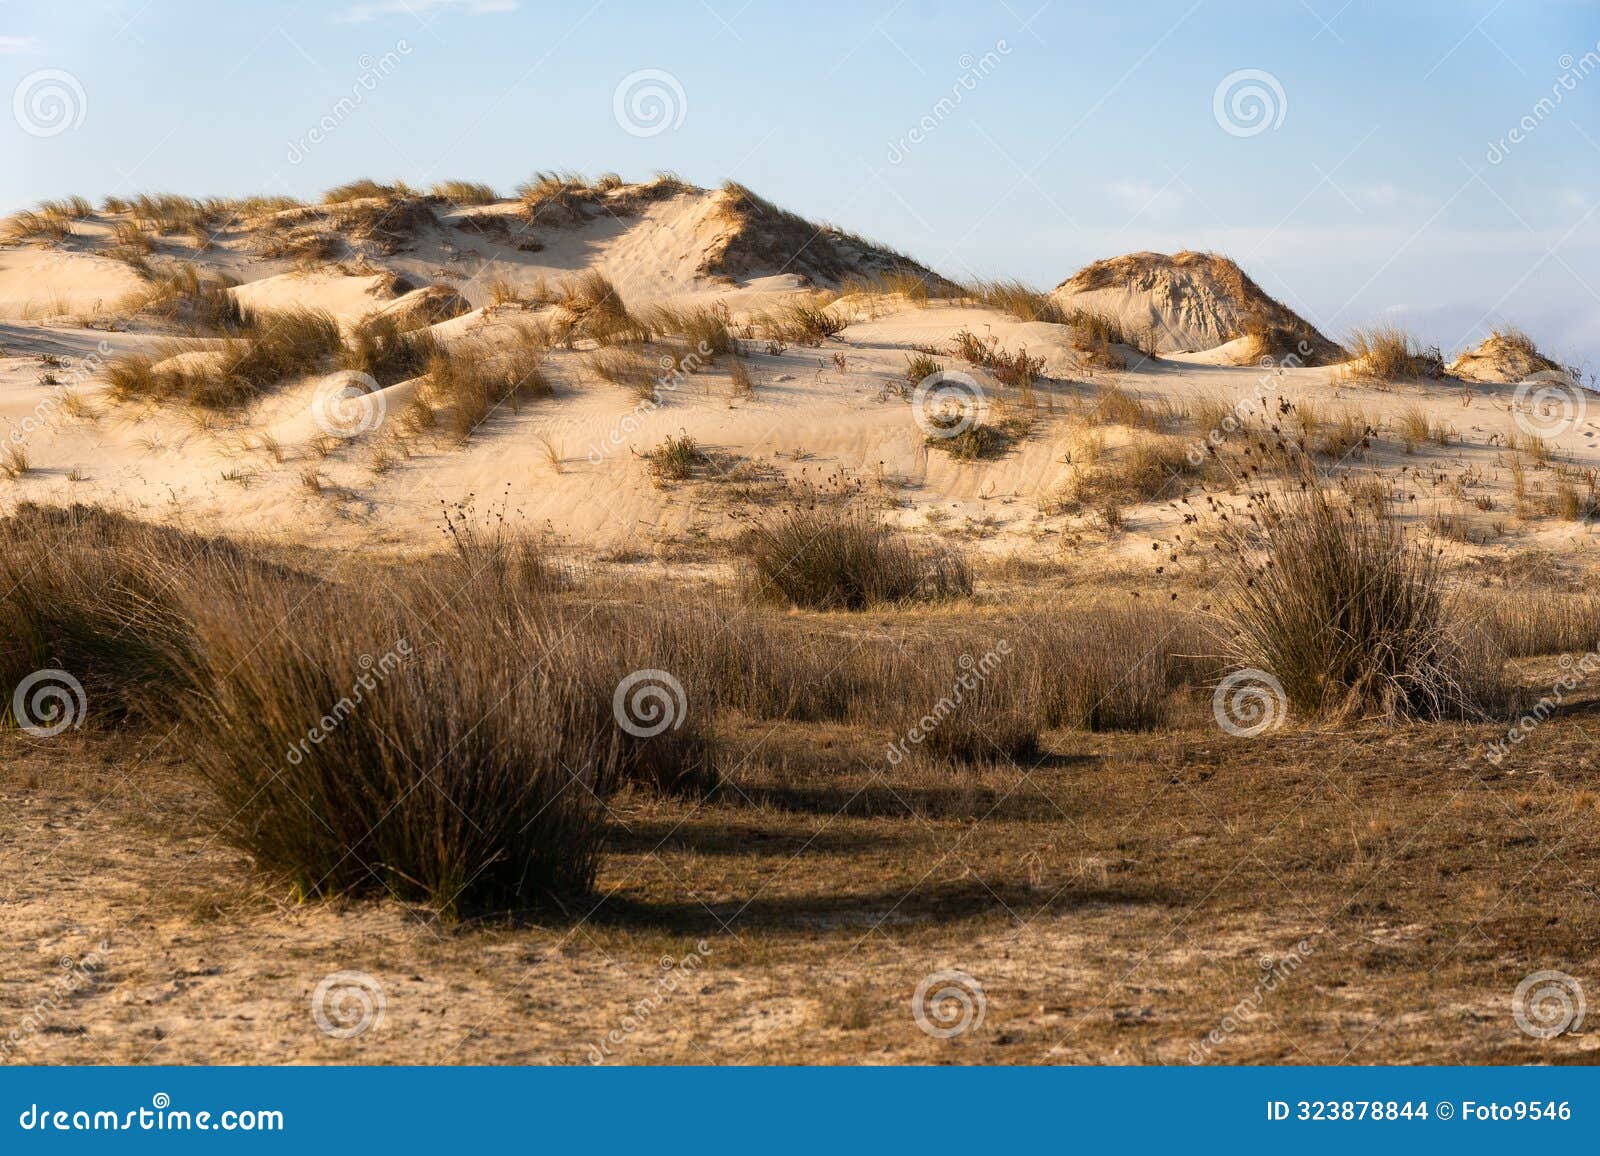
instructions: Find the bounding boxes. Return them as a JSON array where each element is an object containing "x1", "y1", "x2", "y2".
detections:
[
  {"x1": 1105, "y1": 179, "x2": 1184, "y2": 218},
  {"x1": 1351, "y1": 183, "x2": 1431, "y2": 210},
  {"x1": 0, "y1": 35, "x2": 38, "y2": 53},
  {"x1": 336, "y1": 0, "x2": 516, "y2": 22}
]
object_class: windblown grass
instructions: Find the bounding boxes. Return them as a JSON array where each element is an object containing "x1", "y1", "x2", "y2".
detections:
[
  {"x1": 430, "y1": 180, "x2": 500, "y2": 205},
  {"x1": 588, "y1": 346, "x2": 662, "y2": 399},
  {"x1": 643, "y1": 301, "x2": 738, "y2": 358},
  {"x1": 558, "y1": 271, "x2": 650, "y2": 345},
  {"x1": 322, "y1": 178, "x2": 408, "y2": 204},
  {"x1": 2, "y1": 207, "x2": 74, "y2": 244},
  {"x1": 421, "y1": 336, "x2": 552, "y2": 442},
  {"x1": 106, "y1": 307, "x2": 341, "y2": 409},
  {"x1": 341, "y1": 313, "x2": 441, "y2": 385},
  {"x1": 120, "y1": 262, "x2": 245, "y2": 333},
  {"x1": 1340, "y1": 325, "x2": 1444, "y2": 383}
]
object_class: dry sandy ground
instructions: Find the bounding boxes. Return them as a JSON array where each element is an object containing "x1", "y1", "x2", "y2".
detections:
[{"x1": 6, "y1": 700, "x2": 1600, "y2": 1066}]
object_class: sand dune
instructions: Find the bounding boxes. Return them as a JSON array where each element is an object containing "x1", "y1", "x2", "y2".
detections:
[
  {"x1": 1447, "y1": 328, "x2": 1578, "y2": 385},
  {"x1": 0, "y1": 179, "x2": 1592, "y2": 565},
  {"x1": 1051, "y1": 250, "x2": 1341, "y2": 363}
]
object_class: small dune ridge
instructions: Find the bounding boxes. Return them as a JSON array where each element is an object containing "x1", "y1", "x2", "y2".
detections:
[
  {"x1": 1051, "y1": 249, "x2": 1342, "y2": 364},
  {"x1": 1447, "y1": 326, "x2": 1576, "y2": 385}
]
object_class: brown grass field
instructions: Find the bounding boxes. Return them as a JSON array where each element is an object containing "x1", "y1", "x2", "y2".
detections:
[{"x1": 4, "y1": 492, "x2": 1599, "y2": 1066}]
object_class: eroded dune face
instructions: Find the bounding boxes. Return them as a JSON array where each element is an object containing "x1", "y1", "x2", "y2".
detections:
[
  {"x1": 0, "y1": 181, "x2": 1589, "y2": 565},
  {"x1": 1050, "y1": 250, "x2": 1340, "y2": 364},
  {"x1": 1446, "y1": 330, "x2": 1576, "y2": 385}
]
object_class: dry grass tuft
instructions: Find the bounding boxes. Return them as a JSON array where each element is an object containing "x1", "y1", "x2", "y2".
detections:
[
  {"x1": 341, "y1": 313, "x2": 441, "y2": 385},
  {"x1": 1468, "y1": 590, "x2": 1600, "y2": 657},
  {"x1": 646, "y1": 433, "x2": 706, "y2": 482},
  {"x1": 120, "y1": 262, "x2": 245, "y2": 333},
  {"x1": 588, "y1": 346, "x2": 662, "y2": 399},
  {"x1": 1060, "y1": 309, "x2": 1161, "y2": 366},
  {"x1": 1340, "y1": 326, "x2": 1444, "y2": 383},
  {"x1": 173, "y1": 564, "x2": 711, "y2": 916},
  {"x1": 322, "y1": 178, "x2": 408, "y2": 204},
  {"x1": 740, "y1": 505, "x2": 972, "y2": 610},
  {"x1": 0, "y1": 504, "x2": 248, "y2": 726},
  {"x1": 106, "y1": 307, "x2": 342, "y2": 409},
  {"x1": 924, "y1": 411, "x2": 1030, "y2": 461},
  {"x1": 1067, "y1": 434, "x2": 1204, "y2": 512},
  {"x1": 1217, "y1": 477, "x2": 1498, "y2": 720},
  {"x1": 1, "y1": 443, "x2": 31, "y2": 478},
  {"x1": 643, "y1": 301, "x2": 738, "y2": 358},
  {"x1": 750, "y1": 300, "x2": 848, "y2": 347},
  {"x1": 2, "y1": 207, "x2": 74, "y2": 244},
  {"x1": 422, "y1": 336, "x2": 552, "y2": 443},
  {"x1": 557, "y1": 271, "x2": 650, "y2": 345},
  {"x1": 962, "y1": 278, "x2": 1064, "y2": 323},
  {"x1": 429, "y1": 179, "x2": 500, "y2": 205},
  {"x1": 950, "y1": 329, "x2": 1046, "y2": 390}
]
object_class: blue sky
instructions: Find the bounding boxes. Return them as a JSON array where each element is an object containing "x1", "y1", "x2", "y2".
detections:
[{"x1": 4, "y1": 0, "x2": 1598, "y2": 367}]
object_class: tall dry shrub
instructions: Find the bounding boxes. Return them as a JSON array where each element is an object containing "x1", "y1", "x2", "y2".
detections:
[{"x1": 1216, "y1": 480, "x2": 1497, "y2": 720}]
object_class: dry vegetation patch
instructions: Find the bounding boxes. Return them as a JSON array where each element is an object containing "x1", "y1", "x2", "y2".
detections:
[
  {"x1": 1338, "y1": 325, "x2": 1445, "y2": 384},
  {"x1": 740, "y1": 505, "x2": 973, "y2": 610}
]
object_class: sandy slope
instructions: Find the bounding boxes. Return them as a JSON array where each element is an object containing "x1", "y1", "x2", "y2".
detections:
[
  {"x1": 0, "y1": 247, "x2": 146, "y2": 318},
  {"x1": 4, "y1": 301, "x2": 1598, "y2": 569}
]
